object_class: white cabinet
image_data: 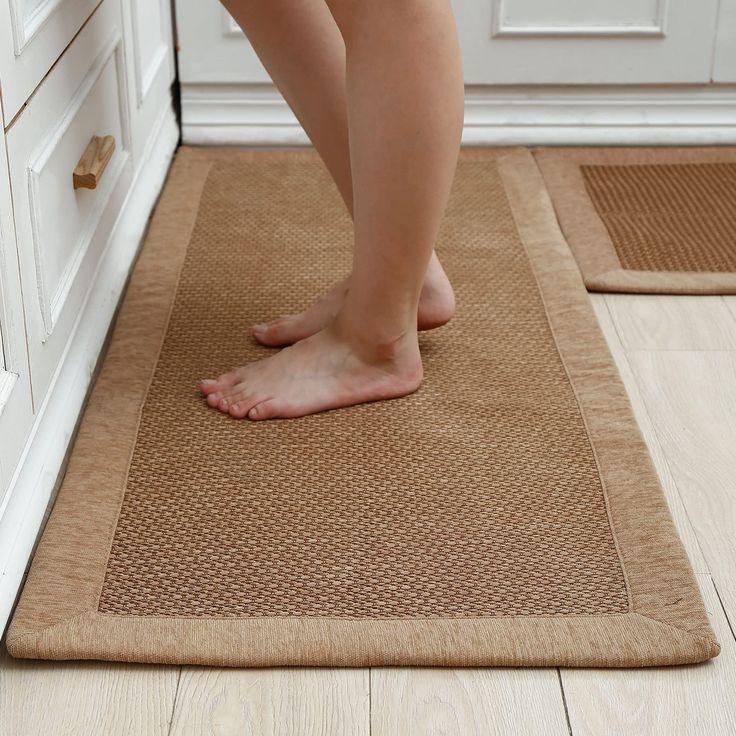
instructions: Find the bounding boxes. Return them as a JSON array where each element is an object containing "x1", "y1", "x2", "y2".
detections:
[
  {"x1": 0, "y1": 100, "x2": 33, "y2": 501},
  {"x1": 177, "y1": 0, "x2": 736, "y2": 145},
  {"x1": 0, "y1": 0, "x2": 179, "y2": 631},
  {"x1": 7, "y1": 0, "x2": 134, "y2": 409}
]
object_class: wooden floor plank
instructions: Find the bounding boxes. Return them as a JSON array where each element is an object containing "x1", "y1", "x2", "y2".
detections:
[
  {"x1": 561, "y1": 573, "x2": 736, "y2": 736},
  {"x1": 591, "y1": 295, "x2": 709, "y2": 572},
  {"x1": 626, "y1": 349, "x2": 736, "y2": 624},
  {"x1": 722, "y1": 297, "x2": 736, "y2": 328},
  {"x1": 370, "y1": 668, "x2": 569, "y2": 736},
  {"x1": 168, "y1": 667, "x2": 369, "y2": 736},
  {"x1": 604, "y1": 295, "x2": 736, "y2": 351},
  {"x1": 0, "y1": 642, "x2": 179, "y2": 736}
]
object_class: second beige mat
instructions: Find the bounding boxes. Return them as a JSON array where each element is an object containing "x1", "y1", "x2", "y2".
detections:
[
  {"x1": 535, "y1": 147, "x2": 736, "y2": 294},
  {"x1": 5, "y1": 146, "x2": 719, "y2": 667}
]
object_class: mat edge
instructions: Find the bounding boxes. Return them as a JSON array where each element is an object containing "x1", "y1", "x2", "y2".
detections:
[
  {"x1": 534, "y1": 146, "x2": 736, "y2": 295},
  {"x1": 498, "y1": 148, "x2": 720, "y2": 658},
  {"x1": 4, "y1": 609, "x2": 719, "y2": 667},
  {"x1": 587, "y1": 268, "x2": 736, "y2": 295}
]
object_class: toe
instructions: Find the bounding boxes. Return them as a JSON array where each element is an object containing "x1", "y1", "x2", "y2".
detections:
[
  {"x1": 221, "y1": 380, "x2": 250, "y2": 403},
  {"x1": 200, "y1": 370, "x2": 241, "y2": 395},
  {"x1": 228, "y1": 400, "x2": 252, "y2": 418},
  {"x1": 205, "y1": 391, "x2": 222, "y2": 407},
  {"x1": 226, "y1": 388, "x2": 261, "y2": 418},
  {"x1": 248, "y1": 399, "x2": 283, "y2": 421},
  {"x1": 217, "y1": 369, "x2": 243, "y2": 387},
  {"x1": 253, "y1": 316, "x2": 296, "y2": 347},
  {"x1": 199, "y1": 379, "x2": 219, "y2": 396},
  {"x1": 210, "y1": 383, "x2": 246, "y2": 412}
]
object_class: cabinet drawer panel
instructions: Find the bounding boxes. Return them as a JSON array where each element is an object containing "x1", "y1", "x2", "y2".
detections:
[
  {"x1": 29, "y1": 45, "x2": 127, "y2": 338},
  {"x1": 8, "y1": 0, "x2": 133, "y2": 410},
  {"x1": 0, "y1": 0, "x2": 102, "y2": 122}
]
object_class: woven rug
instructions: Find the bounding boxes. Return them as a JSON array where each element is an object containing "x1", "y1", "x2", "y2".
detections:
[
  {"x1": 5, "y1": 147, "x2": 719, "y2": 667},
  {"x1": 535, "y1": 147, "x2": 736, "y2": 294}
]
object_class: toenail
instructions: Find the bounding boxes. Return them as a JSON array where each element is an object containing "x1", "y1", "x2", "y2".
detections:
[
  {"x1": 201, "y1": 379, "x2": 216, "y2": 384},
  {"x1": 211, "y1": 392, "x2": 221, "y2": 401},
  {"x1": 231, "y1": 403, "x2": 240, "y2": 411},
  {"x1": 249, "y1": 407, "x2": 258, "y2": 418},
  {"x1": 253, "y1": 323, "x2": 267, "y2": 332}
]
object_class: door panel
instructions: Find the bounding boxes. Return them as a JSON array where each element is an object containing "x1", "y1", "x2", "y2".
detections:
[
  {"x1": 713, "y1": 0, "x2": 736, "y2": 82},
  {"x1": 176, "y1": 3, "x2": 280, "y2": 84},
  {"x1": 122, "y1": 0, "x2": 176, "y2": 164},
  {"x1": 459, "y1": 0, "x2": 720, "y2": 84},
  {"x1": 176, "y1": 0, "x2": 720, "y2": 86},
  {"x1": 493, "y1": 0, "x2": 664, "y2": 34}
]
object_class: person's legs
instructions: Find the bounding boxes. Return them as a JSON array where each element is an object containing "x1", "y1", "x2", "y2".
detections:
[
  {"x1": 201, "y1": 0, "x2": 464, "y2": 419},
  {"x1": 219, "y1": 0, "x2": 455, "y2": 347}
]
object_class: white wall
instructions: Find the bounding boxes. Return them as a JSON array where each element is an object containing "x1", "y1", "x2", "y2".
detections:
[{"x1": 175, "y1": 0, "x2": 736, "y2": 145}]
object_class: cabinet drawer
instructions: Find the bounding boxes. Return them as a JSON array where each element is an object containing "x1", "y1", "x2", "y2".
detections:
[
  {"x1": 8, "y1": 0, "x2": 133, "y2": 411},
  {"x1": 0, "y1": 0, "x2": 102, "y2": 123}
]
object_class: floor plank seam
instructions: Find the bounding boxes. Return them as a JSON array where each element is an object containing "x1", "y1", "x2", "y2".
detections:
[
  {"x1": 556, "y1": 668, "x2": 574, "y2": 736},
  {"x1": 368, "y1": 667, "x2": 373, "y2": 736},
  {"x1": 711, "y1": 579, "x2": 736, "y2": 644},
  {"x1": 165, "y1": 666, "x2": 183, "y2": 736},
  {"x1": 720, "y1": 296, "x2": 736, "y2": 331}
]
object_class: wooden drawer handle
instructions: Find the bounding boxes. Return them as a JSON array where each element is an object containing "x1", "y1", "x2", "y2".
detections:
[{"x1": 73, "y1": 135, "x2": 115, "y2": 190}]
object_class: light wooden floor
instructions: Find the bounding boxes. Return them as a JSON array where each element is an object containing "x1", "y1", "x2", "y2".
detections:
[{"x1": 2, "y1": 293, "x2": 735, "y2": 736}]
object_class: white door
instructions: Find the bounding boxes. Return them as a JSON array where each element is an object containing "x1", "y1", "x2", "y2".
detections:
[
  {"x1": 176, "y1": 1, "x2": 269, "y2": 85},
  {"x1": 121, "y1": 0, "x2": 177, "y2": 165},
  {"x1": 177, "y1": 0, "x2": 721, "y2": 85},
  {"x1": 713, "y1": 0, "x2": 736, "y2": 82}
]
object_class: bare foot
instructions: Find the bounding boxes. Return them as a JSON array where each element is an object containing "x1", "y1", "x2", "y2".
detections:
[
  {"x1": 199, "y1": 323, "x2": 423, "y2": 420},
  {"x1": 253, "y1": 251, "x2": 455, "y2": 347}
]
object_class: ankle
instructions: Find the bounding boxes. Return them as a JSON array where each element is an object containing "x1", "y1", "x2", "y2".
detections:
[{"x1": 328, "y1": 311, "x2": 419, "y2": 367}]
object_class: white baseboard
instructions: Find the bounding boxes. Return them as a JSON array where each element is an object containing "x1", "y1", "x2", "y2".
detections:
[
  {"x1": 182, "y1": 83, "x2": 736, "y2": 146},
  {"x1": 0, "y1": 102, "x2": 179, "y2": 635}
]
